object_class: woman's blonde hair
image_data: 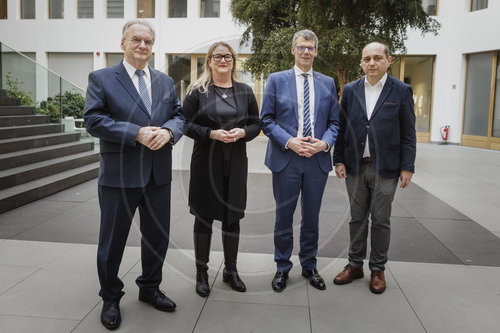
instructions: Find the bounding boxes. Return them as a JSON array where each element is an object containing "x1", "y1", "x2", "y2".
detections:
[{"x1": 186, "y1": 42, "x2": 239, "y2": 95}]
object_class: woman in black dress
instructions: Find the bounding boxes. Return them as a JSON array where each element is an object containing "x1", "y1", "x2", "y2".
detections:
[{"x1": 182, "y1": 42, "x2": 261, "y2": 297}]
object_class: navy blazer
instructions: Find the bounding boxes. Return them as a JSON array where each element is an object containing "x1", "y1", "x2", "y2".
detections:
[
  {"x1": 261, "y1": 68, "x2": 340, "y2": 173},
  {"x1": 333, "y1": 75, "x2": 416, "y2": 178},
  {"x1": 84, "y1": 62, "x2": 185, "y2": 188}
]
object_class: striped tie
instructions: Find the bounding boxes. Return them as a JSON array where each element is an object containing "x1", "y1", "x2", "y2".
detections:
[
  {"x1": 136, "y1": 70, "x2": 152, "y2": 115},
  {"x1": 302, "y1": 73, "x2": 312, "y2": 137}
]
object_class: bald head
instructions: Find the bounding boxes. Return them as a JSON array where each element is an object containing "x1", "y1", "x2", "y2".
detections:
[
  {"x1": 363, "y1": 42, "x2": 390, "y2": 59},
  {"x1": 361, "y1": 42, "x2": 392, "y2": 85}
]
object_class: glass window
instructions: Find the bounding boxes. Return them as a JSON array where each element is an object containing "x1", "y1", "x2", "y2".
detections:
[
  {"x1": 0, "y1": 0, "x2": 7, "y2": 19},
  {"x1": 137, "y1": 0, "x2": 155, "y2": 18},
  {"x1": 463, "y1": 53, "x2": 493, "y2": 136},
  {"x1": 236, "y1": 57, "x2": 255, "y2": 92},
  {"x1": 404, "y1": 56, "x2": 434, "y2": 133},
  {"x1": 471, "y1": 0, "x2": 488, "y2": 11},
  {"x1": 492, "y1": 52, "x2": 500, "y2": 138},
  {"x1": 422, "y1": 0, "x2": 437, "y2": 15},
  {"x1": 78, "y1": 0, "x2": 93, "y2": 18},
  {"x1": 167, "y1": 55, "x2": 191, "y2": 103},
  {"x1": 107, "y1": 0, "x2": 124, "y2": 18},
  {"x1": 49, "y1": 0, "x2": 64, "y2": 19},
  {"x1": 200, "y1": 0, "x2": 219, "y2": 18},
  {"x1": 197, "y1": 56, "x2": 205, "y2": 78},
  {"x1": 169, "y1": 0, "x2": 187, "y2": 17},
  {"x1": 390, "y1": 56, "x2": 401, "y2": 80},
  {"x1": 106, "y1": 53, "x2": 155, "y2": 69},
  {"x1": 21, "y1": 0, "x2": 36, "y2": 19}
]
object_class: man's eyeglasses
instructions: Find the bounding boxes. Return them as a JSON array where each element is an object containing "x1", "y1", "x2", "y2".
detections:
[
  {"x1": 295, "y1": 46, "x2": 316, "y2": 53},
  {"x1": 212, "y1": 54, "x2": 234, "y2": 62},
  {"x1": 127, "y1": 38, "x2": 154, "y2": 47}
]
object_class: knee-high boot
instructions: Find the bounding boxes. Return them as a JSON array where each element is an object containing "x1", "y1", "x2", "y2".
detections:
[
  {"x1": 194, "y1": 232, "x2": 211, "y2": 297},
  {"x1": 222, "y1": 229, "x2": 246, "y2": 292}
]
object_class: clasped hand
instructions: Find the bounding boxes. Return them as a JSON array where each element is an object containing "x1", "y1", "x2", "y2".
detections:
[
  {"x1": 289, "y1": 137, "x2": 327, "y2": 158},
  {"x1": 136, "y1": 126, "x2": 171, "y2": 151},
  {"x1": 210, "y1": 128, "x2": 246, "y2": 143}
]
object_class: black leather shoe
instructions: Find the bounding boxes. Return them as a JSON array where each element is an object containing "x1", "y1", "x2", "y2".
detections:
[
  {"x1": 223, "y1": 266, "x2": 247, "y2": 292},
  {"x1": 101, "y1": 300, "x2": 121, "y2": 330},
  {"x1": 196, "y1": 270, "x2": 211, "y2": 297},
  {"x1": 139, "y1": 289, "x2": 176, "y2": 312},
  {"x1": 271, "y1": 270, "x2": 289, "y2": 292},
  {"x1": 302, "y1": 269, "x2": 326, "y2": 290}
]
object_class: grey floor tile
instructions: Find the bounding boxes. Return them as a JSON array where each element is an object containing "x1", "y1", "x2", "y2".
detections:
[
  {"x1": 389, "y1": 261, "x2": 500, "y2": 333},
  {"x1": 0, "y1": 314, "x2": 79, "y2": 333},
  {"x1": 0, "y1": 265, "x2": 39, "y2": 295},
  {"x1": 0, "y1": 240, "x2": 76, "y2": 267},
  {"x1": 40, "y1": 178, "x2": 98, "y2": 203},
  {"x1": 195, "y1": 300, "x2": 310, "y2": 333}
]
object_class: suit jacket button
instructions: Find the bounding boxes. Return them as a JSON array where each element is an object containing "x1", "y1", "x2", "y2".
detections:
[{"x1": 366, "y1": 125, "x2": 370, "y2": 128}]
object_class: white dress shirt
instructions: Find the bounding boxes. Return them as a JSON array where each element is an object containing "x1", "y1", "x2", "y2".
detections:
[
  {"x1": 294, "y1": 65, "x2": 315, "y2": 138},
  {"x1": 363, "y1": 73, "x2": 387, "y2": 158},
  {"x1": 122, "y1": 59, "x2": 152, "y2": 103}
]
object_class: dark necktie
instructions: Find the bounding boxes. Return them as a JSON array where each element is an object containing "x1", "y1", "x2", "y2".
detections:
[
  {"x1": 302, "y1": 73, "x2": 312, "y2": 137},
  {"x1": 136, "y1": 69, "x2": 152, "y2": 115}
]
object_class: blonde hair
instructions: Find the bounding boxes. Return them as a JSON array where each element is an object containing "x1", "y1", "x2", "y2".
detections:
[{"x1": 186, "y1": 42, "x2": 239, "y2": 95}]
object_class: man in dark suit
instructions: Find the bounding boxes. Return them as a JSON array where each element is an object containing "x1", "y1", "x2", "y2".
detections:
[
  {"x1": 84, "y1": 20, "x2": 185, "y2": 330},
  {"x1": 261, "y1": 30, "x2": 339, "y2": 292},
  {"x1": 332, "y1": 42, "x2": 416, "y2": 294}
]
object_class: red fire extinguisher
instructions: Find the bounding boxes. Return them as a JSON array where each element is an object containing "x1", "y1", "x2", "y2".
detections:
[{"x1": 440, "y1": 126, "x2": 450, "y2": 144}]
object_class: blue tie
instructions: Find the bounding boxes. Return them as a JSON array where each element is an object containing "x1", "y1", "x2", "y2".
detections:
[
  {"x1": 302, "y1": 73, "x2": 312, "y2": 137},
  {"x1": 136, "y1": 69, "x2": 152, "y2": 115}
]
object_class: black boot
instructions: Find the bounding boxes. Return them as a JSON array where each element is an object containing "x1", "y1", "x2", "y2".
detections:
[
  {"x1": 194, "y1": 232, "x2": 211, "y2": 297},
  {"x1": 222, "y1": 230, "x2": 246, "y2": 292}
]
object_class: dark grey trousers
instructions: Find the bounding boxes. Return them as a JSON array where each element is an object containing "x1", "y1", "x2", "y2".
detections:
[{"x1": 345, "y1": 162, "x2": 398, "y2": 271}]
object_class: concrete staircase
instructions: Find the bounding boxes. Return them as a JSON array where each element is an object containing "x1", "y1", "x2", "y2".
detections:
[{"x1": 0, "y1": 94, "x2": 99, "y2": 213}]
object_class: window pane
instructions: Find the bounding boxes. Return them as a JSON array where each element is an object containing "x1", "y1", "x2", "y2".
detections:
[
  {"x1": 390, "y1": 56, "x2": 401, "y2": 80},
  {"x1": 0, "y1": 0, "x2": 7, "y2": 19},
  {"x1": 107, "y1": 0, "x2": 124, "y2": 18},
  {"x1": 167, "y1": 55, "x2": 191, "y2": 103},
  {"x1": 422, "y1": 0, "x2": 437, "y2": 15},
  {"x1": 137, "y1": 0, "x2": 155, "y2": 18},
  {"x1": 471, "y1": 0, "x2": 488, "y2": 11},
  {"x1": 21, "y1": 0, "x2": 36, "y2": 19},
  {"x1": 169, "y1": 0, "x2": 187, "y2": 17},
  {"x1": 197, "y1": 57, "x2": 205, "y2": 78},
  {"x1": 201, "y1": 0, "x2": 220, "y2": 17},
  {"x1": 236, "y1": 57, "x2": 255, "y2": 92},
  {"x1": 492, "y1": 53, "x2": 500, "y2": 137},
  {"x1": 463, "y1": 53, "x2": 493, "y2": 136},
  {"x1": 404, "y1": 56, "x2": 434, "y2": 133},
  {"x1": 49, "y1": 0, "x2": 64, "y2": 19},
  {"x1": 78, "y1": 0, "x2": 93, "y2": 18},
  {"x1": 106, "y1": 53, "x2": 154, "y2": 69}
]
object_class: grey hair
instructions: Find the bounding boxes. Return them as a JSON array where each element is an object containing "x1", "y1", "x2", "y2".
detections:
[
  {"x1": 122, "y1": 20, "x2": 156, "y2": 42},
  {"x1": 292, "y1": 29, "x2": 318, "y2": 48}
]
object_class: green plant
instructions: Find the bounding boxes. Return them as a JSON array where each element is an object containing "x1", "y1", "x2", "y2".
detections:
[
  {"x1": 36, "y1": 99, "x2": 61, "y2": 123},
  {"x1": 5, "y1": 72, "x2": 34, "y2": 106},
  {"x1": 53, "y1": 91, "x2": 86, "y2": 119}
]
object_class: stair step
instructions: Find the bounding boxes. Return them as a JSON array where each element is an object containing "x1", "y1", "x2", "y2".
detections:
[
  {"x1": 0, "y1": 106, "x2": 36, "y2": 115},
  {"x1": 0, "y1": 162, "x2": 99, "y2": 213},
  {"x1": 0, "y1": 151, "x2": 100, "y2": 190},
  {"x1": 0, "y1": 141, "x2": 95, "y2": 171},
  {"x1": 0, "y1": 115, "x2": 50, "y2": 126},
  {"x1": 0, "y1": 124, "x2": 63, "y2": 139},
  {"x1": 0, "y1": 132, "x2": 81, "y2": 154},
  {"x1": 0, "y1": 97, "x2": 20, "y2": 106}
]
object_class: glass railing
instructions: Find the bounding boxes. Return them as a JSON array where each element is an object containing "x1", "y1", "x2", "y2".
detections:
[{"x1": 0, "y1": 42, "x2": 87, "y2": 130}]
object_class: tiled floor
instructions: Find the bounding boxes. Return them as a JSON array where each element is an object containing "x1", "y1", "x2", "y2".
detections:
[{"x1": 1, "y1": 141, "x2": 500, "y2": 332}]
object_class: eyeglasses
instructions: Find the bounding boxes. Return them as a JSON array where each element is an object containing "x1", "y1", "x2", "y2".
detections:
[
  {"x1": 295, "y1": 46, "x2": 316, "y2": 53},
  {"x1": 211, "y1": 54, "x2": 234, "y2": 62},
  {"x1": 127, "y1": 38, "x2": 154, "y2": 48}
]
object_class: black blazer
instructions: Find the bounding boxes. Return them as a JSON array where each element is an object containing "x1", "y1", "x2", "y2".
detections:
[
  {"x1": 333, "y1": 75, "x2": 416, "y2": 178},
  {"x1": 182, "y1": 81, "x2": 261, "y2": 222}
]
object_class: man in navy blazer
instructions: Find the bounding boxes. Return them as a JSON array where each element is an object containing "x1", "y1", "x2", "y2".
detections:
[
  {"x1": 261, "y1": 30, "x2": 339, "y2": 292},
  {"x1": 84, "y1": 20, "x2": 185, "y2": 330},
  {"x1": 332, "y1": 42, "x2": 416, "y2": 294}
]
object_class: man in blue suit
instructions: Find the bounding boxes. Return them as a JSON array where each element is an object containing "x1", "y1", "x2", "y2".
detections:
[
  {"x1": 261, "y1": 30, "x2": 339, "y2": 292},
  {"x1": 332, "y1": 42, "x2": 416, "y2": 294},
  {"x1": 84, "y1": 20, "x2": 185, "y2": 330}
]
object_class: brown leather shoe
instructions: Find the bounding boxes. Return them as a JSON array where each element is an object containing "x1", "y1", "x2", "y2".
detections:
[
  {"x1": 369, "y1": 270, "x2": 386, "y2": 294},
  {"x1": 333, "y1": 265, "x2": 364, "y2": 285}
]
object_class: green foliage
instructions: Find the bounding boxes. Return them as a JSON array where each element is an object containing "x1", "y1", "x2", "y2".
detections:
[
  {"x1": 53, "y1": 91, "x2": 86, "y2": 119},
  {"x1": 36, "y1": 100, "x2": 61, "y2": 123},
  {"x1": 231, "y1": 0, "x2": 441, "y2": 91},
  {"x1": 4, "y1": 72, "x2": 34, "y2": 106}
]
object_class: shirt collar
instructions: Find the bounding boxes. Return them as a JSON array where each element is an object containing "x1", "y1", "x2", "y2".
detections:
[
  {"x1": 122, "y1": 59, "x2": 151, "y2": 79},
  {"x1": 364, "y1": 72, "x2": 387, "y2": 89},
  {"x1": 294, "y1": 65, "x2": 313, "y2": 77}
]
